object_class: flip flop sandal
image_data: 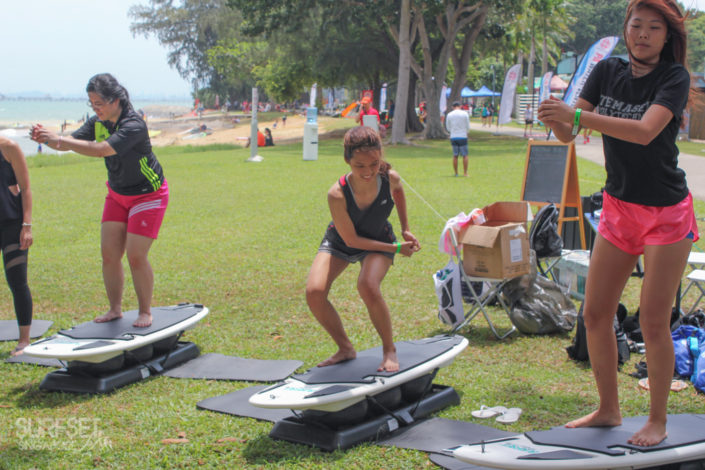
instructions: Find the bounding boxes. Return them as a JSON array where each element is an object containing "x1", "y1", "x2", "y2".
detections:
[
  {"x1": 471, "y1": 405, "x2": 507, "y2": 419},
  {"x1": 638, "y1": 378, "x2": 689, "y2": 392},
  {"x1": 670, "y1": 379, "x2": 688, "y2": 392},
  {"x1": 496, "y1": 407, "x2": 523, "y2": 424}
]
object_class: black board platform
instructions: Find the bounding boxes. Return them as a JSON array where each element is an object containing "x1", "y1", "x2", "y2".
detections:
[
  {"x1": 39, "y1": 341, "x2": 199, "y2": 393},
  {"x1": 268, "y1": 384, "x2": 459, "y2": 451},
  {"x1": 294, "y1": 335, "x2": 465, "y2": 385},
  {"x1": 58, "y1": 304, "x2": 202, "y2": 340}
]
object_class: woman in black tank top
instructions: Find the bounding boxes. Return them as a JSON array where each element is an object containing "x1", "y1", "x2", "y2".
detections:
[
  {"x1": 0, "y1": 137, "x2": 34, "y2": 356},
  {"x1": 306, "y1": 127, "x2": 420, "y2": 373}
]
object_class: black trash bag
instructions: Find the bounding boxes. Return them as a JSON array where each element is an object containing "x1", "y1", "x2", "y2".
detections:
[
  {"x1": 501, "y1": 251, "x2": 577, "y2": 334},
  {"x1": 529, "y1": 203, "x2": 563, "y2": 258}
]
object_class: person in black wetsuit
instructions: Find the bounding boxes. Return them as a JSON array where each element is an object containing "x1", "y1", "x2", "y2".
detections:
[
  {"x1": 305, "y1": 126, "x2": 420, "y2": 372},
  {"x1": 0, "y1": 137, "x2": 33, "y2": 356}
]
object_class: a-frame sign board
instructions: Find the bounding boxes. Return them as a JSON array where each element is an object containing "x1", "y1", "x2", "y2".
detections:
[{"x1": 520, "y1": 140, "x2": 585, "y2": 249}]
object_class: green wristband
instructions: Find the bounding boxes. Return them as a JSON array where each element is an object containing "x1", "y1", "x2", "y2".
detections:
[
  {"x1": 395, "y1": 241, "x2": 402, "y2": 253},
  {"x1": 571, "y1": 108, "x2": 582, "y2": 136}
]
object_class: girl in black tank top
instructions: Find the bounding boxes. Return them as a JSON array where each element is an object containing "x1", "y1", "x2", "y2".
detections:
[{"x1": 306, "y1": 127, "x2": 420, "y2": 373}]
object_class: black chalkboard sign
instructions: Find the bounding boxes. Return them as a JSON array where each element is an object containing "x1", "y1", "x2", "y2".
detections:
[
  {"x1": 521, "y1": 141, "x2": 586, "y2": 249},
  {"x1": 521, "y1": 143, "x2": 569, "y2": 203}
]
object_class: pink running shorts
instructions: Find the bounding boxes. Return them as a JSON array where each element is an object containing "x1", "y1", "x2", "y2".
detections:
[
  {"x1": 598, "y1": 191, "x2": 699, "y2": 255},
  {"x1": 102, "y1": 180, "x2": 169, "y2": 239}
]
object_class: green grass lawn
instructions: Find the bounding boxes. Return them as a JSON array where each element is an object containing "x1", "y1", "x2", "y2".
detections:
[{"x1": 1, "y1": 131, "x2": 703, "y2": 469}]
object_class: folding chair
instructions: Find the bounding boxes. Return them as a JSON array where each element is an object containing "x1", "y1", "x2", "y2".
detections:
[
  {"x1": 447, "y1": 228, "x2": 517, "y2": 340},
  {"x1": 684, "y1": 269, "x2": 705, "y2": 314},
  {"x1": 681, "y1": 251, "x2": 705, "y2": 300}
]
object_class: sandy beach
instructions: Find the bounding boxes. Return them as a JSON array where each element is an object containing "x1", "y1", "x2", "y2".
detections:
[{"x1": 26, "y1": 107, "x2": 349, "y2": 149}]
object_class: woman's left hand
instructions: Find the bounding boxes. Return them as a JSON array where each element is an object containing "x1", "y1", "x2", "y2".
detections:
[
  {"x1": 402, "y1": 230, "x2": 421, "y2": 252},
  {"x1": 19, "y1": 225, "x2": 32, "y2": 250}
]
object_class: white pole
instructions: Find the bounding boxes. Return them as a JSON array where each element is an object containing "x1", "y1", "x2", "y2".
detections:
[{"x1": 248, "y1": 88, "x2": 260, "y2": 161}]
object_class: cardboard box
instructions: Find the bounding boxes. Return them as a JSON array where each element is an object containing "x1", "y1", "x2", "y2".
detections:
[
  {"x1": 553, "y1": 250, "x2": 590, "y2": 299},
  {"x1": 459, "y1": 201, "x2": 531, "y2": 279}
]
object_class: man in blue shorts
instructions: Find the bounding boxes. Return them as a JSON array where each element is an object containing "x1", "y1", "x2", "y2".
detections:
[{"x1": 445, "y1": 101, "x2": 471, "y2": 176}]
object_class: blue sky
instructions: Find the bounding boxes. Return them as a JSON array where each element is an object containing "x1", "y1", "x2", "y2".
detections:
[
  {"x1": 0, "y1": 0, "x2": 192, "y2": 99},
  {"x1": 2, "y1": 0, "x2": 705, "y2": 99}
]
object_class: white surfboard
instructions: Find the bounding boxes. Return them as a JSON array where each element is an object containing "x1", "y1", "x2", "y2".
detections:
[
  {"x1": 451, "y1": 414, "x2": 705, "y2": 469},
  {"x1": 249, "y1": 335, "x2": 468, "y2": 412},
  {"x1": 24, "y1": 303, "x2": 208, "y2": 364}
]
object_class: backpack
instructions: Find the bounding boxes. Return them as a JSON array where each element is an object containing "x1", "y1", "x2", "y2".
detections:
[
  {"x1": 567, "y1": 302, "x2": 630, "y2": 365},
  {"x1": 529, "y1": 203, "x2": 563, "y2": 258}
]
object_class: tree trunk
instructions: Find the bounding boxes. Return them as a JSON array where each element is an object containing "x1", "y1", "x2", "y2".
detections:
[
  {"x1": 423, "y1": 78, "x2": 447, "y2": 139},
  {"x1": 541, "y1": 21, "x2": 548, "y2": 77},
  {"x1": 391, "y1": 0, "x2": 411, "y2": 144},
  {"x1": 406, "y1": 73, "x2": 424, "y2": 133},
  {"x1": 447, "y1": 4, "x2": 489, "y2": 106},
  {"x1": 528, "y1": 35, "x2": 536, "y2": 107}
]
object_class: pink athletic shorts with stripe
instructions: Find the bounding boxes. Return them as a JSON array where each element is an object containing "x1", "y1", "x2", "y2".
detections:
[
  {"x1": 598, "y1": 191, "x2": 699, "y2": 255},
  {"x1": 102, "y1": 180, "x2": 169, "y2": 239}
]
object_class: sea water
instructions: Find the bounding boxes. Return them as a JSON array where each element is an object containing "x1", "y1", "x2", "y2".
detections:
[{"x1": 0, "y1": 98, "x2": 191, "y2": 156}]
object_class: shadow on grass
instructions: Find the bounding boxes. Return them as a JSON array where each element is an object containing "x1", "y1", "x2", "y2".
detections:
[
  {"x1": 242, "y1": 433, "x2": 345, "y2": 466},
  {"x1": 8, "y1": 384, "x2": 95, "y2": 410}
]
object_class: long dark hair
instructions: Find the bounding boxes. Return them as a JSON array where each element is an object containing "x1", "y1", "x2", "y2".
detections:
[
  {"x1": 623, "y1": 0, "x2": 687, "y2": 67},
  {"x1": 342, "y1": 126, "x2": 390, "y2": 176},
  {"x1": 86, "y1": 73, "x2": 133, "y2": 112}
]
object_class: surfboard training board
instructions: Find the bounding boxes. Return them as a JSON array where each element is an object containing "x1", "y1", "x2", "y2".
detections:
[
  {"x1": 23, "y1": 303, "x2": 208, "y2": 364},
  {"x1": 249, "y1": 335, "x2": 468, "y2": 412},
  {"x1": 450, "y1": 414, "x2": 705, "y2": 470}
]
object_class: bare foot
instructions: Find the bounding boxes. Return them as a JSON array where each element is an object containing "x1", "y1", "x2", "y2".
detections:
[
  {"x1": 378, "y1": 350, "x2": 399, "y2": 372},
  {"x1": 317, "y1": 348, "x2": 356, "y2": 367},
  {"x1": 566, "y1": 409, "x2": 622, "y2": 428},
  {"x1": 10, "y1": 342, "x2": 29, "y2": 357},
  {"x1": 133, "y1": 312, "x2": 152, "y2": 328},
  {"x1": 94, "y1": 310, "x2": 123, "y2": 323},
  {"x1": 628, "y1": 421, "x2": 667, "y2": 447}
]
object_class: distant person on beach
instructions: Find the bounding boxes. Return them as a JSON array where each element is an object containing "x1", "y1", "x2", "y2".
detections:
[
  {"x1": 0, "y1": 137, "x2": 33, "y2": 356},
  {"x1": 31, "y1": 73, "x2": 168, "y2": 328},
  {"x1": 305, "y1": 126, "x2": 420, "y2": 372},
  {"x1": 282, "y1": 114, "x2": 287, "y2": 127},
  {"x1": 264, "y1": 128, "x2": 274, "y2": 146},
  {"x1": 356, "y1": 97, "x2": 380, "y2": 126}
]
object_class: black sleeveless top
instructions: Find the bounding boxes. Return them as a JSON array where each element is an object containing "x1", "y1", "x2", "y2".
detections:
[
  {"x1": 0, "y1": 150, "x2": 21, "y2": 222},
  {"x1": 323, "y1": 173, "x2": 396, "y2": 255}
]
